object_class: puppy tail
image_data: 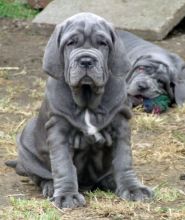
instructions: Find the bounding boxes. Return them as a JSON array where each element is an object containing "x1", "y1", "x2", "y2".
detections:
[{"x1": 5, "y1": 160, "x2": 17, "y2": 168}]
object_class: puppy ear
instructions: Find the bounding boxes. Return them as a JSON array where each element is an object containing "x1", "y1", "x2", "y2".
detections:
[
  {"x1": 109, "y1": 31, "x2": 131, "y2": 77},
  {"x1": 43, "y1": 24, "x2": 64, "y2": 79},
  {"x1": 169, "y1": 54, "x2": 185, "y2": 106},
  {"x1": 155, "y1": 64, "x2": 174, "y2": 100}
]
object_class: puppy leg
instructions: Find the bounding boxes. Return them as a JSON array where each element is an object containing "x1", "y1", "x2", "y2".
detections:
[
  {"x1": 112, "y1": 114, "x2": 153, "y2": 201},
  {"x1": 46, "y1": 116, "x2": 86, "y2": 208}
]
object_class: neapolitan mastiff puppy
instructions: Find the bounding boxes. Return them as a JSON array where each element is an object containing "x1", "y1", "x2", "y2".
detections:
[
  {"x1": 6, "y1": 13, "x2": 153, "y2": 209},
  {"x1": 118, "y1": 30, "x2": 185, "y2": 107}
]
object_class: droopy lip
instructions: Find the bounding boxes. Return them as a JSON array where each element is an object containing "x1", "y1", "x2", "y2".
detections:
[{"x1": 80, "y1": 76, "x2": 94, "y2": 85}]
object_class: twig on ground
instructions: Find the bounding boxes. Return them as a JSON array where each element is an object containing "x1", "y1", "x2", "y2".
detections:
[
  {"x1": 51, "y1": 202, "x2": 67, "y2": 213},
  {"x1": 0, "y1": 67, "x2": 19, "y2": 70},
  {"x1": 5, "y1": 193, "x2": 28, "y2": 197}
]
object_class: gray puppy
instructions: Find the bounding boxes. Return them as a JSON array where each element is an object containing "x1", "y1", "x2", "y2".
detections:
[
  {"x1": 6, "y1": 13, "x2": 152, "y2": 209},
  {"x1": 118, "y1": 30, "x2": 185, "y2": 107}
]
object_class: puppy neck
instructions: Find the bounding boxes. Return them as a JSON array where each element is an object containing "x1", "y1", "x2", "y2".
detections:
[{"x1": 71, "y1": 86, "x2": 104, "y2": 110}]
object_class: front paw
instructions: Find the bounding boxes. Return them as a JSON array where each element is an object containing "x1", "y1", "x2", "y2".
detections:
[
  {"x1": 54, "y1": 192, "x2": 86, "y2": 208},
  {"x1": 117, "y1": 185, "x2": 153, "y2": 201}
]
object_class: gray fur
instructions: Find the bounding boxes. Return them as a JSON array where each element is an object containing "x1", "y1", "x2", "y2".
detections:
[
  {"x1": 6, "y1": 13, "x2": 152, "y2": 209},
  {"x1": 118, "y1": 30, "x2": 185, "y2": 106}
]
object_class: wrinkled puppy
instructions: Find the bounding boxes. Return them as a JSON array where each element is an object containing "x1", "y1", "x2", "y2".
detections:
[
  {"x1": 118, "y1": 30, "x2": 185, "y2": 107},
  {"x1": 6, "y1": 13, "x2": 153, "y2": 209}
]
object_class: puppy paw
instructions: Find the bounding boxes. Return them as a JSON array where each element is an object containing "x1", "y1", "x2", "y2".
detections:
[
  {"x1": 40, "y1": 180, "x2": 54, "y2": 198},
  {"x1": 118, "y1": 185, "x2": 153, "y2": 201},
  {"x1": 54, "y1": 192, "x2": 86, "y2": 209}
]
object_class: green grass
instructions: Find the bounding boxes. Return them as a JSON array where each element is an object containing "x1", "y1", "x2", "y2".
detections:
[
  {"x1": 1, "y1": 187, "x2": 185, "y2": 220},
  {"x1": 172, "y1": 130, "x2": 185, "y2": 144},
  {"x1": 154, "y1": 183, "x2": 183, "y2": 202},
  {"x1": 0, "y1": 197, "x2": 61, "y2": 220},
  {"x1": 85, "y1": 189, "x2": 117, "y2": 201},
  {"x1": 0, "y1": 0, "x2": 39, "y2": 19}
]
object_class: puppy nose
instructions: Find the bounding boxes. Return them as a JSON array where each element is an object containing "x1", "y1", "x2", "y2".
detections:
[
  {"x1": 79, "y1": 57, "x2": 95, "y2": 69},
  {"x1": 137, "y1": 82, "x2": 149, "y2": 91}
]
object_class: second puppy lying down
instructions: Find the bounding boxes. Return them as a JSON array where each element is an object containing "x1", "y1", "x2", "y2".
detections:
[{"x1": 118, "y1": 30, "x2": 185, "y2": 112}]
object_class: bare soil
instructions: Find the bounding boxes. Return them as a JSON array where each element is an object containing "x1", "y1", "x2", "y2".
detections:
[
  {"x1": 0, "y1": 18, "x2": 185, "y2": 219},
  {"x1": 0, "y1": 18, "x2": 48, "y2": 207}
]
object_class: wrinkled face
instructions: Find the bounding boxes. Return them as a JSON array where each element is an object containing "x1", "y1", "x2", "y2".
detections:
[
  {"x1": 127, "y1": 64, "x2": 168, "y2": 105},
  {"x1": 60, "y1": 15, "x2": 114, "y2": 108}
]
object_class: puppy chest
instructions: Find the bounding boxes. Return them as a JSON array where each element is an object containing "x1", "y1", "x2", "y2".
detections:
[
  {"x1": 73, "y1": 146, "x2": 113, "y2": 187},
  {"x1": 67, "y1": 115, "x2": 118, "y2": 186}
]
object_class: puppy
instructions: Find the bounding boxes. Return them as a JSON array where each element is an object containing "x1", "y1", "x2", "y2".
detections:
[
  {"x1": 118, "y1": 30, "x2": 185, "y2": 107},
  {"x1": 6, "y1": 13, "x2": 153, "y2": 208}
]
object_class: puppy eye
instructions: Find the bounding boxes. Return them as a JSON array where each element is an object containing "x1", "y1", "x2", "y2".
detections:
[
  {"x1": 145, "y1": 66, "x2": 156, "y2": 75},
  {"x1": 145, "y1": 66, "x2": 153, "y2": 72},
  {"x1": 66, "y1": 39, "x2": 78, "y2": 46},
  {"x1": 97, "y1": 40, "x2": 108, "y2": 47}
]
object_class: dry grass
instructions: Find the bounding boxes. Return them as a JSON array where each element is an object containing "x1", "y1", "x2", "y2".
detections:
[
  {"x1": 132, "y1": 113, "x2": 166, "y2": 131},
  {"x1": 3, "y1": 186, "x2": 184, "y2": 220},
  {"x1": 0, "y1": 197, "x2": 61, "y2": 220}
]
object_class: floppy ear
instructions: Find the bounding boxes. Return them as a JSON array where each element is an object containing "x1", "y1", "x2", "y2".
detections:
[
  {"x1": 155, "y1": 64, "x2": 174, "y2": 100},
  {"x1": 43, "y1": 23, "x2": 64, "y2": 79},
  {"x1": 169, "y1": 54, "x2": 185, "y2": 106},
  {"x1": 109, "y1": 30, "x2": 131, "y2": 77}
]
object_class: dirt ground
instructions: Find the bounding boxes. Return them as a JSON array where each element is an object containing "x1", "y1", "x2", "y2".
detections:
[{"x1": 0, "y1": 18, "x2": 185, "y2": 219}]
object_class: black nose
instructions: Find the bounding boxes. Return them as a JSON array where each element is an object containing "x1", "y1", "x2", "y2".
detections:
[
  {"x1": 79, "y1": 57, "x2": 95, "y2": 69},
  {"x1": 137, "y1": 82, "x2": 149, "y2": 91}
]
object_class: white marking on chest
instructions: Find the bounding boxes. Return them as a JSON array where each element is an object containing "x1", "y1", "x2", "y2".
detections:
[{"x1": 84, "y1": 110, "x2": 102, "y2": 142}]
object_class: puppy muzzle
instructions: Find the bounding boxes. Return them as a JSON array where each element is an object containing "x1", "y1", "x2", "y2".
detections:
[{"x1": 67, "y1": 48, "x2": 108, "y2": 88}]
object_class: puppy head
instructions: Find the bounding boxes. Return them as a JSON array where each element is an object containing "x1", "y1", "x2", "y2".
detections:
[
  {"x1": 43, "y1": 12, "x2": 130, "y2": 109},
  {"x1": 126, "y1": 54, "x2": 173, "y2": 106}
]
